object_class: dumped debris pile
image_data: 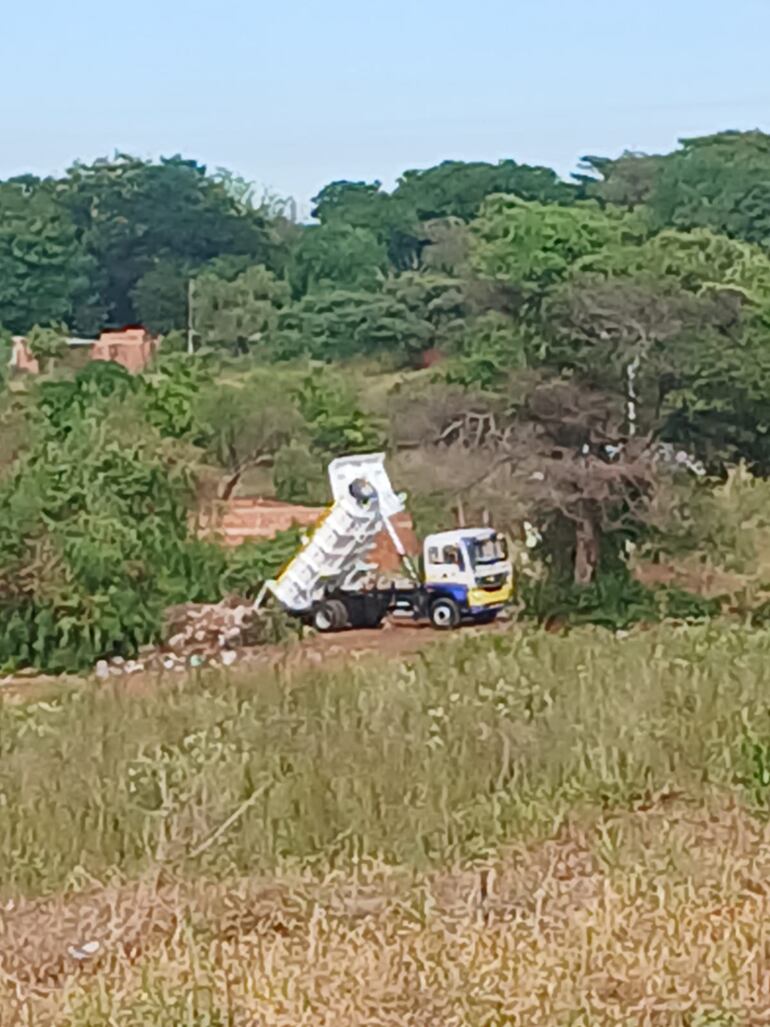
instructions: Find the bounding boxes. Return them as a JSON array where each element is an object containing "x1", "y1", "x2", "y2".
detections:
[{"x1": 95, "y1": 598, "x2": 297, "y2": 678}]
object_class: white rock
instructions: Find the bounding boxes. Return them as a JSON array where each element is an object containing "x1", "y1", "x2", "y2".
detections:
[
  {"x1": 221, "y1": 650, "x2": 237, "y2": 667},
  {"x1": 95, "y1": 660, "x2": 109, "y2": 680}
]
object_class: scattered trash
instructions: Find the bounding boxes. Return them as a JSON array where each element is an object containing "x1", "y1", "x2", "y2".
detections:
[{"x1": 67, "y1": 939, "x2": 100, "y2": 960}]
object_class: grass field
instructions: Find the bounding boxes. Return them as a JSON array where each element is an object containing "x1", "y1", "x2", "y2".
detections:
[{"x1": 2, "y1": 623, "x2": 770, "y2": 1025}]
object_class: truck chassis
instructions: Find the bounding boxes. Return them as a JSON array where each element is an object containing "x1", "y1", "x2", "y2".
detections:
[{"x1": 302, "y1": 584, "x2": 503, "y2": 633}]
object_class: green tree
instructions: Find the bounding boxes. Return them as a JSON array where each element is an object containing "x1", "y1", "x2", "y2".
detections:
[
  {"x1": 0, "y1": 180, "x2": 94, "y2": 334},
  {"x1": 446, "y1": 312, "x2": 529, "y2": 390},
  {"x1": 61, "y1": 154, "x2": 273, "y2": 326},
  {"x1": 311, "y1": 180, "x2": 423, "y2": 270},
  {"x1": 275, "y1": 289, "x2": 433, "y2": 364},
  {"x1": 295, "y1": 373, "x2": 384, "y2": 455},
  {"x1": 0, "y1": 383, "x2": 200, "y2": 671},
  {"x1": 420, "y1": 217, "x2": 472, "y2": 275},
  {"x1": 471, "y1": 197, "x2": 647, "y2": 300},
  {"x1": 647, "y1": 132, "x2": 770, "y2": 247},
  {"x1": 394, "y1": 159, "x2": 575, "y2": 221},
  {"x1": 195, "y1": 378, "x2": 303, "y2": 498},
  {"x1": 574, "y1": 151, "x2": 666, "y2": 207},
  {"x1": 657, "y1": 313, "x2": 770, "y2": 476},
  {"x1": 383, "y1": 272, "x2": 468, "y2": 334},
  {"x1": 0, "y1": 326, "x2": 11, "y2": 390},
  {"x1": 26, "y1": 323, "x2": 70, "y2": 373},
  {"x1": 544, "y1": 277, "x2": 735, "y2": 427},
  {"x1": 272, "y1": 442, "x2": 329, "y2": 505},
  {"x1": 576, "y1": 228, "x2": 770, "y2": 306},
  {"x1": 194, "y1": 265, "x2": 290, "y2": 354},
  {"x1": 131, "y1": 259, "x2": 190, "y2": 335},
  {"x1": 288, "y1": 223, "x2": 389, "y2": 295}
]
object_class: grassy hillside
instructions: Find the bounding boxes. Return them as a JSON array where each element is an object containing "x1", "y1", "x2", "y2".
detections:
[{"x1": 3, "y1": 624, "x2": 770, "y2": 1024}]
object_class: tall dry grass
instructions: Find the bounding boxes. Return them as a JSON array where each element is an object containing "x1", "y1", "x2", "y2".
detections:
[{"x1": 2, "y1": 624, "x2": 770, "y2": 1023}]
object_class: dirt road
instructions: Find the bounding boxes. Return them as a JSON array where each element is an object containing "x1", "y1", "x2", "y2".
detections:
[{"x1": 0, "y1": 616, "x2": 511, "y2": 703}]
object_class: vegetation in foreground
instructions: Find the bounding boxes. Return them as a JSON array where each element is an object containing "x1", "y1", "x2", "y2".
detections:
[{"x1": 3, "y1": 624, "x2": 770, "y2": 1024}]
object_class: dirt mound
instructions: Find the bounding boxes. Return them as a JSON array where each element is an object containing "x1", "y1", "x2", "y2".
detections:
[{"x1": 95, "y1": 599, "x2": 293, "y2": 678}]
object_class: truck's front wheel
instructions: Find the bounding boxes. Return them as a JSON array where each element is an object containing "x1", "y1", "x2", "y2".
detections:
[{"x1": 430, "y1": 597, "x2": 461, "y2": 630}]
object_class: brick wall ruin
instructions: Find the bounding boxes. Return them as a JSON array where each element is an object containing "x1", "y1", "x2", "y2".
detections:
[{"x1": 200, "y1": 498, "x2": 420, "y2": 574}]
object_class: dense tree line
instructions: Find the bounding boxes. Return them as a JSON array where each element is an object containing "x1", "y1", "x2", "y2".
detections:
[{"x1": 3, "y1": 130, "x2": 770, "y2": 668}]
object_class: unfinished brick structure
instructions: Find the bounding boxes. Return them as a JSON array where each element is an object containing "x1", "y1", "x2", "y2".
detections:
[
  {"x1": 202, "y1": 498, "x2": 419, "y2": 574},
  {"x1": 91, "y1": 327, "x2": 158, "y2": 374},
  {"x1": 9, "y1": 327, "x2": 158, "y2": 376}
]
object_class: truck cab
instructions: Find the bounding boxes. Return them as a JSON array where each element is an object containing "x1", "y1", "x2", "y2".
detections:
[{"x1": 421, "y1": 528, "x2": 513, "y2": 628}]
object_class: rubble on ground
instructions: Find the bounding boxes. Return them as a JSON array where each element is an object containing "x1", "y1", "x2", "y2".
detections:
[{"x1": 95, "y1": 597, "x2": 299, "y2": 678}]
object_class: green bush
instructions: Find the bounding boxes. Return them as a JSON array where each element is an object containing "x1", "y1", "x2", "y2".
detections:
[
  {"x1": 0, "y1": 361, "x2": 306, "y2": 672},
  {"x1": 521, "y1": 564, "x2": 718, "y2": 631}
]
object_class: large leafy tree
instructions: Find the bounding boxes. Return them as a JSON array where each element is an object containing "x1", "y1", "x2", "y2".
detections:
[
  {"x1": 574, "y1": 151, "x2": 666, "y2": 208},
  {"x1": 647, "y1": 132, "x2": 770, "y2": 248},
  {"x1": 0, "y1": 180, "x2": 95, "y2": 334},
  {"x1": 471, "y1": 197, "x2": 646, "y2": 299},
  {"x1": 288, "y1": 222, "x2": 389, "y2": 295},
  {"x1": 195, "y1": 376, "x2": 303, "y2": 498},
  {"x1": 131, "y1": 258, "x2": 190, "y2": 335},
  {"x1": 275, "y1": 289, "x2": 433, "y2": 363},
  {"x1": 394, "y1": 159, "x2": 575, "y2": 221},
  {"x1": 61, "y1": 155, "x2": 273, "y2": 327},
  {"x1": 194, "y1": 265, "x2": 290, "y2": 354},
  {"x1": 311, "y1": 180, "x2": 423, "y2": 270},
  {"x1": 577, "y1": 228, "x2": 770, "y2": 305}
]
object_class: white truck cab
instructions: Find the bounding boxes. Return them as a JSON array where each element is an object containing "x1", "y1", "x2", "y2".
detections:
[{"x1": 422, "y1": 528, "x2": 513, "y2": 627}]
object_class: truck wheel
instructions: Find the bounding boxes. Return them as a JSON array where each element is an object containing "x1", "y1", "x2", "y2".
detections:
[
  {"x1": 313, "y1": 600, "x2": 347, "y2": 632},
  {"x1": 327, "y1": 599, "x2": 349, "y2": 629},
  {"x1": 430, "y1": 597, "x2": 461, "y2": 630}
]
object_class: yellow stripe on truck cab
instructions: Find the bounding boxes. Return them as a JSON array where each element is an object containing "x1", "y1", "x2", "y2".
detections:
[{"x1": 467, "y1": 581, "x2": 514, "y2": 608}]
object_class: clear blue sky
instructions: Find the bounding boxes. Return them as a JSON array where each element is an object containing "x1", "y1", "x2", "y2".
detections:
[{"x1": 2, "y1": 0, "x2": 770, "y2": 217}]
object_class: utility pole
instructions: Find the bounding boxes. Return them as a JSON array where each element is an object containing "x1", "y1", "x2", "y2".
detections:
[{"x1": 187, "y1": 277, "x2": 195, "y2": 356}]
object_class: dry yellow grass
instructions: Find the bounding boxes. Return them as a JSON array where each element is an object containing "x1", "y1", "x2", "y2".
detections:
[
  {"x1": 0, "y1": 795, "x2": 766, "y2": 1026},
  {"x1": 4, "y1": 623, "x2": 770, "y2": 1025}
]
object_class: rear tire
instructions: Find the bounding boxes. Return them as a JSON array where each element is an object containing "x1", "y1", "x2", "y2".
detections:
[
  {"x1": 328, "y1": 599, "x2": 349, "y2": 629},
  {"x1": 429, "y1": 596, "x2": 461, "y2": 630},
  {"x1": 313, "y1": 599, "x2": 348, "y2": 632}
]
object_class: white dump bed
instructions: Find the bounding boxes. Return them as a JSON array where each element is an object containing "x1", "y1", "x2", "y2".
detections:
[{"x1": 263, "y1": 453, "x2": 405, "y2": 614}]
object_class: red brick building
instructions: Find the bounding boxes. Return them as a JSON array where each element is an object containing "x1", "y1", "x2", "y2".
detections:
[{"x1": 9, "y1": 326, "x2": 158, "y2": 376}]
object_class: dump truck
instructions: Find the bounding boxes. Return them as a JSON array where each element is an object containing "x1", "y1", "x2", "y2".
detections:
[{"x1": 254, "y1": 452, "x2": 513, "y2": 632}]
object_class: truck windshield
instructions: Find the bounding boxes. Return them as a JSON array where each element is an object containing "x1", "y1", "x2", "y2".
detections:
[{"x1": 468, "y1": 535, "x2": 507, "y2": 566}]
